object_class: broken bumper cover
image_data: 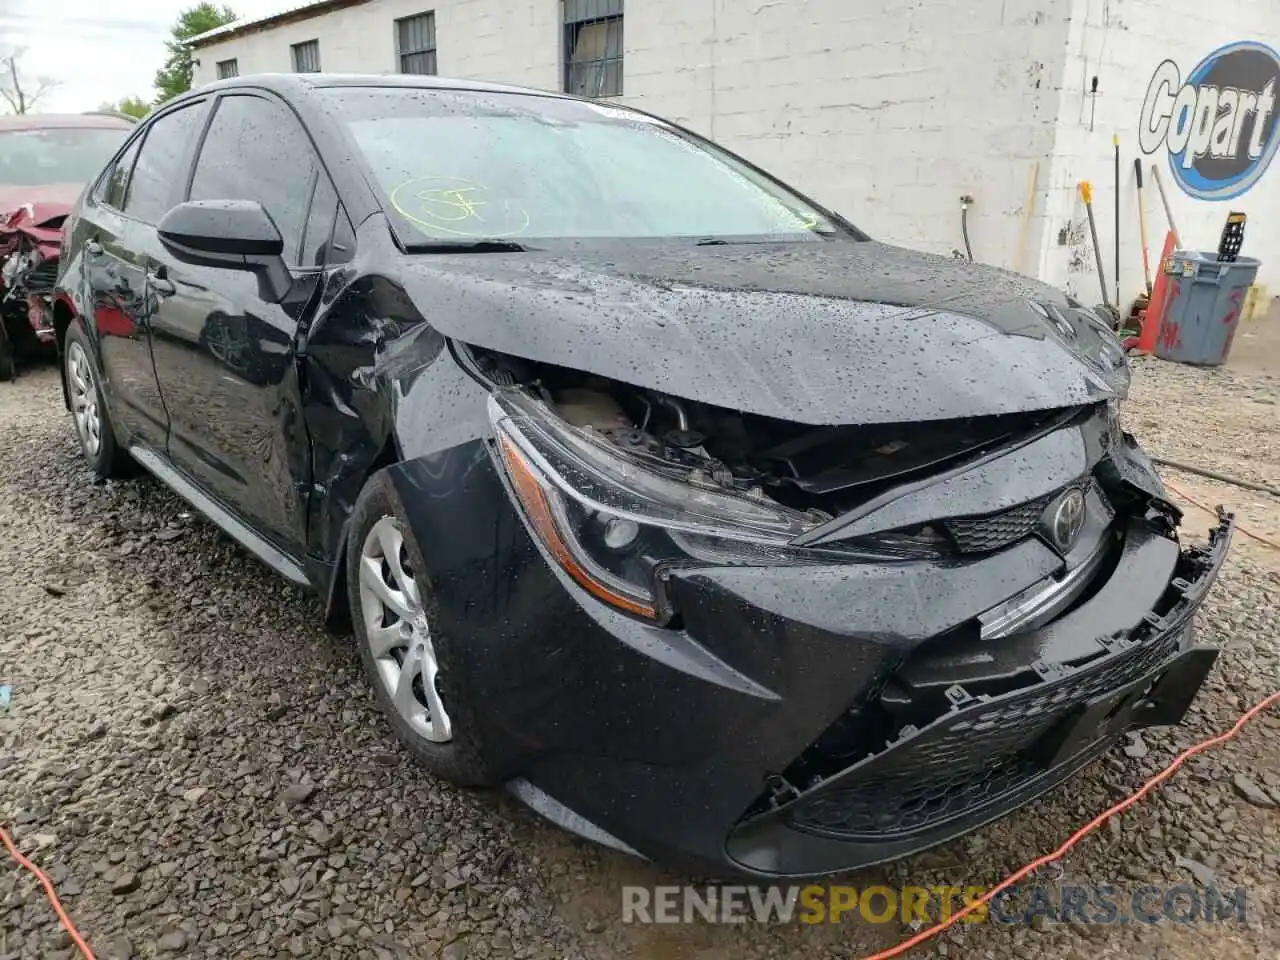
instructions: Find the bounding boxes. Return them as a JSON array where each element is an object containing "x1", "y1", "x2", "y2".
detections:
[
  {"x1": 390, "y1": 455, "x2": 1232, "y2": 880},
  {"x1": 513, "y1": 515, "x2": 1230, "y2": 879},
  {"x1": 726, "y1": 513, "x2": 1234, "y2": 877}
]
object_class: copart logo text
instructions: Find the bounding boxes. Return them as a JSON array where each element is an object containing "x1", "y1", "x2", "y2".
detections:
[{"x1": 1139, "y1": 41, "x2": 1280, "y2": 200}]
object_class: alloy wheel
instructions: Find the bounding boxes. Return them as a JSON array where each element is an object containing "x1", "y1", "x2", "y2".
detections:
[
  {"x1": 358, "y1": 516, "x2": 453, "y2": 743},
  {"x1": 66, "y1": 342, "x2": 102, "y2": 458}
]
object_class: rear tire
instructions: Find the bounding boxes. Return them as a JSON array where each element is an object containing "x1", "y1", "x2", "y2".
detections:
[
  {"x1": 64, "y1": 324, "x2": 133, "y2": 479},
  {"x1": 347, "y1": 470, "x2": 498, "y2": 787}
]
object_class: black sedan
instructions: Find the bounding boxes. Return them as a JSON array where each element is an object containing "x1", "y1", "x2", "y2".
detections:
[{"x1": 53, "y1": 73, "x2": 1231, "y2": 879}]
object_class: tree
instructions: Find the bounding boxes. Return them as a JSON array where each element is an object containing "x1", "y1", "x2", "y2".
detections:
[
  {"x1": 99, "y1": 96, "x2": 151, "y2": 120},
  {"x1": 0, "y1": 48, "x2": 59, "y2": 115},
  {"x1": 154, "y1": 3, "x2": 237, "y2": 105}
]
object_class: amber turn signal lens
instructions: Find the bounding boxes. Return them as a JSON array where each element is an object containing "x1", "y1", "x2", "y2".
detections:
[{"x1": 498, "y1": 435, "x2": 659, "y2": 620}]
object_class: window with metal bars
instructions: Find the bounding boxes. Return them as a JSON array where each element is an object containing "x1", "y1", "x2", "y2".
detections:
[
  {"x1": 563, "y1": 0, "x2": 622, "y2": 98},
  {"x1": 216, "y1": 59, "x2": 239, "y2": 79},
  {"x1": 291, "y1": 40, "x2": 321, "y2": 73},
  {"x1": 396, "y1": 12, "x2": 437, "y2": 74}
]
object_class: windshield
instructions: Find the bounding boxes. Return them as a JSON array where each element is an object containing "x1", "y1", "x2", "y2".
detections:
[
  {"x1": 326, "y1": 88, "x2": 861, "y2": 244},
  {"x1": 0, "y1": 127, "x2": 129, "y2": 188}
]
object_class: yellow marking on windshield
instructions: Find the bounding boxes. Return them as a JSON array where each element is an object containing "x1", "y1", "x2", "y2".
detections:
[{"x1": 389, "y1": 176, "x2": 531, "y2": 238}]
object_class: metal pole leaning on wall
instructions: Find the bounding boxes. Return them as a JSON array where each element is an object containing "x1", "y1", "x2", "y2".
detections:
[
  {"x1": 1114, "y1": 134, "x2": 1121, "y2": 307},
  {"x1": 1151, "y1": 164, "x2": 1182, "y2": 249},
  {"x1": 1079, "y1": 181, "x2": 1111, "y2": 309}
]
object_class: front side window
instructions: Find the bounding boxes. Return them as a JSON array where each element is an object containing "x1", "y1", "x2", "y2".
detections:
[
  {"x1": 564, "y1": 0, "x2": 622, "y2": 98},
  {"x1": 0, "y1": 127, "x2": 130, "y2": 189},
  {"x1": 301, "y1": 175, "x2": 340, "y2": 267},
  {"x1": 326, "y1": 88, "x2": 856, "y2": 245},
  {"x1": 124, "y1": 103, "x2": 203, "y2": 224},
  {"x1": 188, "y1": 94, "x2": 320, "y2": 265},
  {"x1": 396, "y1": 12, "x2": 436, "y2": 75}
]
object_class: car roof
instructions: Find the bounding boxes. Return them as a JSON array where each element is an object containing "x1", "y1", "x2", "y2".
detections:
[
  {"x1": 193, "y1": 72, "x2": 569, "y2": 101},
  {"x1": 0, "y1": 113, "x2": 136, "y2": 131}
]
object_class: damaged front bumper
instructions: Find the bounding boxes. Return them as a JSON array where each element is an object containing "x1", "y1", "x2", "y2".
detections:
[
  {"x1": 386, "y1": 434, "x2": 1232, "y2": 880},
  {"x1": 726, "y1": 512, "x2": 1233, "y2": 877},
  {"x1": 493, "y1": 503, "x2": 1232, "y2": 879}
]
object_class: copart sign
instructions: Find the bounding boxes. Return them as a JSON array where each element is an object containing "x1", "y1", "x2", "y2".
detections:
[{"x1": 1140, "y1": 41, "x2": 1279, "y2": 200}]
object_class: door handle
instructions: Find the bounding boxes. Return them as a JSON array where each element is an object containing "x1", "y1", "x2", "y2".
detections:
[
  {"x1": 147, "y1": 271, "x2": 176, "y2": 296},
  {"x1": 84, "y1": 239, "x2": 103, "y2": 256}
]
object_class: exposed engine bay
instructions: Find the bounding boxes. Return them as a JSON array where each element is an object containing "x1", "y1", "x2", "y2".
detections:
[{"x1": 470, "y1": 345, "x2": 1079, "y2": 525}]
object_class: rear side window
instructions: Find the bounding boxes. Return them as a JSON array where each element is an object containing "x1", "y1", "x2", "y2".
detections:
[
  {"x1": 189, "y1": 94, "x2": 320, "y2": 265},
  {"x1": 103, "y1": 136, "x2": 142, "y2": 210},
  {"x1": 124, "y1": 103, "x2": 203, "y2": 224}
]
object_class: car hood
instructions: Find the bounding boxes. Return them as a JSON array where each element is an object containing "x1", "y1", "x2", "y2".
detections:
[{"x1": 396, "y1": 239, "x2": 1129, "y2": 425}]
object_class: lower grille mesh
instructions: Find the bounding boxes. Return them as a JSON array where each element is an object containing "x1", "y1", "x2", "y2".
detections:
[{"x1": 787, "y1": 628, "x2": 1182, "y2": 839}]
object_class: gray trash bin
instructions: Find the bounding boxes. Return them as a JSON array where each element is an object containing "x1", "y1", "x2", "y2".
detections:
[{"x1": 1154, "y1": 252, "x2": 1260, "y2": 366}]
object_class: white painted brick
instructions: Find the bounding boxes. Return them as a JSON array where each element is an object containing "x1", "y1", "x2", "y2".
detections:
[{"x1": 191, "y1": 0, "x2": 1279, "y2": 290}]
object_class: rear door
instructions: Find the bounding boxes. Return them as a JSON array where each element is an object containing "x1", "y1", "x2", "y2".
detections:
[
  {"x1": 147, "y1": 91, "x2": 336, "y2": 557},
  {"x1": 80, "y1": 101, "x2": 206, "y2": 450}
]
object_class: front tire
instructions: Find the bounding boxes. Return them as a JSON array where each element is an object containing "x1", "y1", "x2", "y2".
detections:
[
  {"x1": 64, "y1": 324, "x2": 132, "y2": 479},
  {"x1": 0, "y1": 322, "x2": 16, "y2": 382},
  {"x1": 347, "y1": 470, "x2": 498, "y2": 787}
]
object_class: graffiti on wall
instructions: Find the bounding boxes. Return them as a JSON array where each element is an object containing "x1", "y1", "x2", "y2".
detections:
[{"x1": 1139, "y1": 42, "x2": 1280, "y2": 200}]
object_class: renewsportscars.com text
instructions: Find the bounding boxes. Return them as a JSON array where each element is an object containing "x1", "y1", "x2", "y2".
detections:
[{"x1": 621, "y1": 883, "x2": 1248, "y2": 926}]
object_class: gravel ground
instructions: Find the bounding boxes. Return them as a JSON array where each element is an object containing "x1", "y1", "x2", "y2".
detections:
[{"x1": 1, "y1": 356, "x2": 1278, "y2": 960}]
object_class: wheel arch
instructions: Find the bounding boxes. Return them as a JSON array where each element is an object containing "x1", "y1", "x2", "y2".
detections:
[
  {"x1": 321, "y1": 437, "x2": 401, "y2": 635},
  {"x1": 52, "y1": 294, "x2": 80, "y2": 410}
]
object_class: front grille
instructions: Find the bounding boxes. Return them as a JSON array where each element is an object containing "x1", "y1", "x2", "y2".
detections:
[
  {"x1": 23, "y1": 258, "x2": 59, "y2": 293},
  {"x1": 786, "y1": 626, "x2": 1183, "y2": 839},
  {"x1": 943, "y1": 492, "x2": 1055, "y2": 553}
]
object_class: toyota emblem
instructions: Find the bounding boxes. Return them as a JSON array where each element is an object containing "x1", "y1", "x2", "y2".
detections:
[{"x1": 1049, "y1": 488, "x2": 1087, "y2": 552}]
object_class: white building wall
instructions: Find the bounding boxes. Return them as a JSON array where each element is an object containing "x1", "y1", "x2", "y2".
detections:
[
  {"x1": 620, "y1": 0, "x2": 1070, "y2": 272},
  {"x1": 192, "y1": 0, "x2": 1071, "y2": 274},
  {"x1": 192, "y1": 0, "x2": 561, "y2": 91},
  {"x1": 1038, "y1": 0, "x2": 1280, "y2": 300},
  {"x1": 191, "y1": 0, "x2": 1279, "y2": 298}
]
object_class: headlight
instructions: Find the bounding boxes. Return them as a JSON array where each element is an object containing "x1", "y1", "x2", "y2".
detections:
[{"x1": 487, "y1": 389, "x2": 826, "y2": 622}]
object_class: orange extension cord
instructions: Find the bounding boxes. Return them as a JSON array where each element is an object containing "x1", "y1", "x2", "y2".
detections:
[
  {"x1": 2, "y1": 693, "x2": 1276, "y2": 960},
  {"x1": 2, "y1": 487, "x2": 1276, "y2": 960},
  {"x1": 0, "y1": 826, "x2": 97, "y2": 959},
  {"x1": 857, "y1": 689, "x2": 1280, "y2": 959},
  {"x1": 1164, "y1": 480, "x2": 1280, "y2": 552}
]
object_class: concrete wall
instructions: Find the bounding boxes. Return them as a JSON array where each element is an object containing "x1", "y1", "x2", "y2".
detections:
[
  {"x1": 619, "y1": 1, "x2": 1070, "y2": 271},
  {"x1": 1038, "y1": 0, "x2": 1279, "y2": 300},
  {"x1": 191, "y1": 0, "x2": 1280, "y2": 300},
  {"x1": 192, "y1": 0, "x2": 1071, "y2": 272},
  {"x1": 192, "y1": 0, "x2": 561, "y2": 92}
]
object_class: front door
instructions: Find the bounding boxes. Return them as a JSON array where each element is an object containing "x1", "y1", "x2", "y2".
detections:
[{"x1": 146, "y1": 92, "x2": 332, "y2": 557}]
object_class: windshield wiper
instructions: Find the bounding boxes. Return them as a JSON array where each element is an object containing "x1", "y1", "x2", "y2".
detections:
[
  {"x1": 404, "y1": 239, "x2": 529, "y2": 253},
  {"x1": 694, "y1": 236, "x2": 836, "y2": 246}
]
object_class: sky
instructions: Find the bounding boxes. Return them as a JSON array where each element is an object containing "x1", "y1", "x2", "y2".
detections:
[{"x1": 0, "y1": 0, "x2": 281, "y2": 113}]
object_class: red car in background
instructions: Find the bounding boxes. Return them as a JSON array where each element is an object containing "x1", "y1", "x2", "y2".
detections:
[{"x1": 0, "y1": 112, "x2": 134, "y2": 379}]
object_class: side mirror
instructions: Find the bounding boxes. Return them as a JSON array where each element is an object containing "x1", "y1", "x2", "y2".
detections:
[{"x1": 157, "y1": 200, "x2": 292, "y2": 304}]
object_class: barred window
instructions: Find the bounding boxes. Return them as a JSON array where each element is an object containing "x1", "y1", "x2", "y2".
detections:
[
  {"x1": 216, "y1": 59, "x2": 239, "y2": 79},
  {"x1": 291, "y1": 40, "x2": 321, "y2": 73},
  {"x1": 396, "y1": 12, "x2": 437, "y2": 75},
  {"x1": 564, "y1": 0, "x2": 621, "y2": 98}
]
